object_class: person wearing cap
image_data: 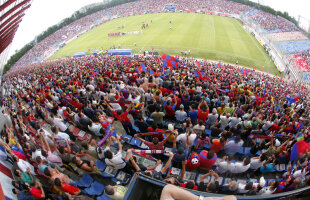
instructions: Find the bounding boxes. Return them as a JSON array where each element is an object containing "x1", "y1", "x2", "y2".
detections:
[
  {"x1": 165, "y1": 124, "x2": 177, "y2": 146},
  {"x1": 237, "y1": 114, "x2": 251, "y2": 131}
]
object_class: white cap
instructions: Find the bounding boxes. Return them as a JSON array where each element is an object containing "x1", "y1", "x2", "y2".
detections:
[{"x1": 168, "y1": 124, "x2": 174, "y2": 131}]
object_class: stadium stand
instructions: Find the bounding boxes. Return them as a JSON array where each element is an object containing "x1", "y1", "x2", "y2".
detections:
[
  {"x1": 1, "y1": 53, "x2": 310, "y2": 199},
  {"x1": 266, "y1": 32, "x2": 308, "y2": 42},
  {"x1": 276, "y1": 40, "x2": 310, "y2": 54},
  {"x1": 286, "y1": 51, "x2": 310, "y2": 73}
]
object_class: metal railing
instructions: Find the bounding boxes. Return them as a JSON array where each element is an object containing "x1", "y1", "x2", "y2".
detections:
[{"x1": 124, "y1": 173, "x2": 310, "y2": 200}]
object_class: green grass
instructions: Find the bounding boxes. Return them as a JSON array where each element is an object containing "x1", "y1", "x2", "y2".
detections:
[{"x1": 50, "y1": 13, "x2": 278, "y2": 75}]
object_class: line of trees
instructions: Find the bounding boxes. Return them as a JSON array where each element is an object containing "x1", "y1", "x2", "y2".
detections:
[
  {"x1": 3, "y1": 0, "x2": 136, "y2": 74},
  {"x1": 229, "y1": 0, "x2": 298, "y2": 25}
]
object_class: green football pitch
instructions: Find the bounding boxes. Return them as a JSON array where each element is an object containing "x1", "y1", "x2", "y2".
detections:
[{"x1": 50, "y1": 13, "x2": 278, "y2": 74}]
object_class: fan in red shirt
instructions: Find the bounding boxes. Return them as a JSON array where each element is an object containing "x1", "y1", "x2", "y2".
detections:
[
  {"x1": 26, "y1": 181, "x2": 46, "y2": 199},
  {"x1": 198, "y1": 100, "x2": 209, "y2": 123},
  {"x1": 164, "y1": 100, "x2": 176, "y2": 120},
  {"x1": 148, "y1": 124, "x2": 165, "y2": 141},
  {"x1": 107, "y1": 103, "x2": 136, "y2": 136},
  {"x1": 54, "y1": 178, "x2": 81, "y2": 195}
]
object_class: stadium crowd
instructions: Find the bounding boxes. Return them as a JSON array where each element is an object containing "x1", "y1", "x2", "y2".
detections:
[
  {"x1": 1, "y1": 53, "x2": 310, "y2": 199},
  {"x1": 246, "y1": 10, "x2": 299, "y2": 33},
  {"x1": 286, "y1": 51, "x2": 310, "y2": 73},
  {"x1": 10, "y1": 0, "x2": 304, "y2": 73},
  {"x1": 266, "y1": 32, "x2": 308, "y2": 42}
]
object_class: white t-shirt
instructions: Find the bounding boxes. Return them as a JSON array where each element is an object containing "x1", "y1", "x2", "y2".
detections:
[
  {"x1": 17, "y1": 159, "x2": 36, "y2": 175},
  {"x1": 105, "y1": 151, "x2": 126, "y2": 169},
  {"x1": 53, "y1": 118, "x2": 67, "y2": 132},
  {"x1": 230, "y1": 162, "x2": 250, "y2": 174},
  {"x1": 257, "y1": 186, "x2": 276, "y2": 195},
  {"x1": 228, "y1": 117, "x2": 241, "y2": 127},
  {"x1": 128, "y1": 94, "x2": 141, "y2": 104},
  {"x1": 32, "y1": 150, "x2": 46, "y2": 161},
  {"x1": 250, "y1": 158, "x2": 264, "y2": 170},
  {"x1": 237, "y1": 183, "x2": 249, "y2": 194},
  {"x1": 224, "y1": 140, "x2": 244, "y2": 155},
  {"x1": 177, "y1": 133, "x2": 197, "y2": 147},
  {"x1": 220, "y1": 116, "x2": 230, "y2": 129},
  {"x1": 216, "y1": 161, "x2": 229, "y2": 174},
  {"x1": 88, "y1": 123, "x2": 102, "y2": 136},
  {"x1": 55, "y1": 131, "x2": 70, "y2": 141},
  {"x1": 110, "y1": 103, "x2": 122, "y2": 111}
]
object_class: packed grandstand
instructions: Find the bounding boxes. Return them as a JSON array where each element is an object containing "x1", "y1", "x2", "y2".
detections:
[{"x1": 1, "y1": 0, "x2": 310, "y2": 200}]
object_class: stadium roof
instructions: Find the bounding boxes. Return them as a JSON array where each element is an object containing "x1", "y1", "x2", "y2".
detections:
[{"x1": 0, "y1": 0, "x2": 32, "y2": 55}]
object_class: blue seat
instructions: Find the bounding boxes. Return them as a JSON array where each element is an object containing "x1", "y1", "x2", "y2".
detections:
[
  {"x1": 244, "y1": 147, "x2": 252, "y2": 155},
  {"x1": 102, "y1": 166, "x2": 118, "y2": 178},
  {"x1": 121, "y1": 134, "x2": 132, "y2": 144},
  {"x1": 96, "y1": 160, "x2": 106, "y2": 171},
  {"x1": 236, "y1": 147, "x2": 245, "y2": 154},
  {"x1": 139, "y1": 142, "x2": 149, "y2": 149},
  {"x1": 129, "y1": 137, "x2": 142, "y2": 146},
  {"x1": 76, "y1": 174, "x2": 94, "y2": 188},
  {"x1": 237, "y1": 178, "x2": 247, "y2": 185},
  {"x1": 205, "y1": 129, "x2": 211, "y2": 136},
  {"x1": 203, "y1": 144, "x2": 211, "y2": 149},
  {"x1": 97, "y1": 193, "x2": 114, "y2": 200},
  {"x1": 249, "y1": 178, "x2": 258, "y2": 184},
  {"x1": 132, "y1": 125, "x2": 140, "y2": 133},
  {"x1": 146, "y1": 118, "x2": 153, "y2": 125},
  {"x1": 0, "y1": 145, "x2": 6, "y2": 152},
  {"x1": 276, "y1": 164, "x2": 287, "y2": 172},
  {"x1": 84, "y1": 181, "x2": 105, "y2": 196}
]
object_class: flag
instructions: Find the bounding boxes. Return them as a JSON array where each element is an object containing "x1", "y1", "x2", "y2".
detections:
[
  {"x1": 137, "y1": 64, "x2": 146, "y2": 73},
  {"x1": 193, "y1": 71, "x2": 199, "y2": 77},
  {"x1": 121, "y1": 58, "x2": 129, "y2": 65},
  {"x1": 286, "y1": 92, "x2": 300, "y2": 104},
  {"x1": 290, "y1": 140, "x2": 310, "y2": 161},
  {"x1": 162, "y1": 54, "x2": 179, "y2": 69},
  {"x1": 149, "y1": 69, "x2": 155, "y2": 75},
  {"x1": 217, "y1": 62, "x2": 222, "y2": 68},
  {"x1": 196, "y1": 61, "x2": 201, "y2": 67}
]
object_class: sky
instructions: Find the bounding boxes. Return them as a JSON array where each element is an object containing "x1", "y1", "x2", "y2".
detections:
[
  {"x1": 8, "y1": 0, "x2": 310, "y2": 57},
  {"x1": 9, "y1": 0, "x2": 102, "y2": 56},
  {"x1": 251, "y1": 0, "x2": 310, "y2": 21}
]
